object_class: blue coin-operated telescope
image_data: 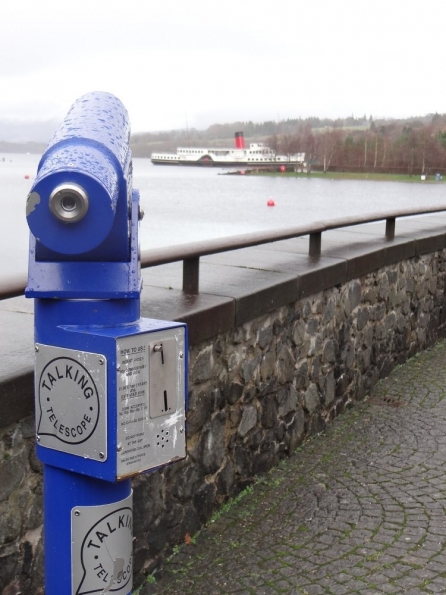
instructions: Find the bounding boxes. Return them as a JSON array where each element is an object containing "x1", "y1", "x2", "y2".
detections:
[{"x1": 26, "y1": 92, "x2": 187, "y2": 595}]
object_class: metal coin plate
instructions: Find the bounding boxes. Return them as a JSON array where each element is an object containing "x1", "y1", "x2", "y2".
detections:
[
  {"x1": 116, "y1": 326, "x2": 186, "y2": 479},
  {"x1": 71, "y1": 492, "x2": 133, "y2": 595},
  {"x1": 35, "y1": 343, "x2": 107, "y2": 461}
]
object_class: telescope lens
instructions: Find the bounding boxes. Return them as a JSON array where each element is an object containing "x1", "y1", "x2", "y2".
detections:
[
  {"x1": 49, "y1": 184, "x2": 89, "y2": 223},
  {"x1": 61, "y1": 195, "x2": 77, "y2": 212}
]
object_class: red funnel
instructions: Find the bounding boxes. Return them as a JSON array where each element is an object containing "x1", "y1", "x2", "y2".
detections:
[{"x1": 235, "y1": 131, "x2": 245, "y2": 149}]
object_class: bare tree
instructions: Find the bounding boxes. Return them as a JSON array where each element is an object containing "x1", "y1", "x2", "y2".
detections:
[
  {"x1": 321, "y1": 128, "x2": 342, "y2": 172},
  {"x1": 267, "y1": 134, "x2": 280, "y2": 153}
]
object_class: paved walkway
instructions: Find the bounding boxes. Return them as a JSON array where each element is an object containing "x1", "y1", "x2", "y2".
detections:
[{"x1": 139, "y1": 342, "x2": 446, "y2": 595}]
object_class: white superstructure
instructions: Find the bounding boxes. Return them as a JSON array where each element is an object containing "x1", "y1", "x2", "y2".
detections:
[{"x1": 151, "y1": 133, "x2": 305, "y2": 167}]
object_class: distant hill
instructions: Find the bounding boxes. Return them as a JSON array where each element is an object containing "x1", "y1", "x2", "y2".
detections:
[
  {"x1": 0, "y1": 140, "x2": 46, "y2": 154},
  {"x1": 0, "y1": 118, "x2": 59, "y2": 145},
  {"x1": 1, "y1": 113, "x2": 444, "y2": 158},
  {"x1": 130, "y1": 114, "x2": 444, "y2": 157}
]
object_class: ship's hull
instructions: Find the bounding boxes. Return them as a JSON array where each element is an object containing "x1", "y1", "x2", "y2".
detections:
[
  {"x1": 151, "y1": 158, "x2": 303, "y2": 167},
  {"x1": 151, "y1": 155, "x2": 305, "y2": 167}
]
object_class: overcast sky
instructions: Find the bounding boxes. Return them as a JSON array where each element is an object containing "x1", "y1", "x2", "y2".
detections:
[{"x1": 1, "y1": 0, "x2": 445, "y2": 134}]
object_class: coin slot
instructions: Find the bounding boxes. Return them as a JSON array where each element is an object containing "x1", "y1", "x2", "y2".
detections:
[{"x1": 149, "y1": 338, "x2": 176, "y2": 418}]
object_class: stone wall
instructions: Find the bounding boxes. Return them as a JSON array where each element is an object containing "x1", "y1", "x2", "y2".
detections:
[{"x1": 1, "y1": 250, "x2": 446, "y2": 594}]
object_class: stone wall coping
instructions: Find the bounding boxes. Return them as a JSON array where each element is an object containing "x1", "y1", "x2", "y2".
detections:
[{"x1": 1, "y1": 215, "x2": 445, "y2": 428}]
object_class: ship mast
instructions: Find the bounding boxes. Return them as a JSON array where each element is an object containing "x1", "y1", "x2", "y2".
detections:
[{"x1": 185, "y1": 113, "x2": 191, "y2": 147}]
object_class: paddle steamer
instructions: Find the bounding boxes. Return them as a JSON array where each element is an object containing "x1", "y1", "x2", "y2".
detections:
[{"x1": 151, "y1": 132, "x2": 305, "y2": 167}]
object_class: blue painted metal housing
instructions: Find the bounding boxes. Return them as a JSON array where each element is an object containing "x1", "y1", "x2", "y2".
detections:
[
  {"x1": 34, "y1": 311, "x2": 188, "y2": 482},
  {"x1": 25, "y1": 92, "x2": 187, "y2": 595},
  {"x1": 26, "y1": 189, "x2": 141, "y2": 299},
  {"x1": 26, "y1": 92, "x2": 139, "y2": 300}
]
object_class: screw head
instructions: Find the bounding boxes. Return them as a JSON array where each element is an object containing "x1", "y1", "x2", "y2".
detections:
[
  {"x1": 98, "y1": 358, "x2": 104, "y2": 365},
  {"x1": 35, "y1": 345, "x2": 39, "y2": 352},
  {"x1": 99, "y1": 452, "x2": 105, "y2": 460}
]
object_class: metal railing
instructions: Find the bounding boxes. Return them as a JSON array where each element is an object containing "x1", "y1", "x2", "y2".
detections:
[
  {"x1": 140, "y1": 205, "x2": 446, "y2": 294},
  {"x1": 0, "y1": 274, "x2": 28, "y2": 301},
  {"x1": 2, "y1": 205, "x2": 446, "y2": 300}
]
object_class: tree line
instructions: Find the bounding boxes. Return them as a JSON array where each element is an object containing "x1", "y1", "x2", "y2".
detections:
[
  {"x1": 130, "y1": 113, "x2": 446, "y2": 175},
  {"x1": 130, "y1": 115, "x2": 375, "y2": 156},
  {"x1": 268, "y1": 114, "x2": 446, "y2": 175}
]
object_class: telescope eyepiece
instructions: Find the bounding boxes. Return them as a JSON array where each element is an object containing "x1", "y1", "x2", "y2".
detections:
[{"x1": 49, "y1": 184, "x2": 89, "y2": 223}]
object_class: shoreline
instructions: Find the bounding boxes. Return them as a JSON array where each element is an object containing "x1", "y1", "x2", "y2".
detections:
[{"x1": 224, "y1": 168, "x2": 445, "y2": 183}]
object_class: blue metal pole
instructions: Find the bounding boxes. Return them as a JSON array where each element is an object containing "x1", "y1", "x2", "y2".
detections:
[
  {"x1": 44, "y1": 466, "x2": 132, "y2": 595},
  {"x1": 34, "y1": 294, "x2": 138, "y2": 595}
]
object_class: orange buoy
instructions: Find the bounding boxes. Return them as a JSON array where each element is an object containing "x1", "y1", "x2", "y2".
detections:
[
  {"x1": 267, "y1": 198, "x2": 276, "y2": 207},
  {"x1": 24, "y1": 174, "x2": 30, "y2": 179},
  {"x1": 280, "y1": 165, "x2": 286, "y2": 173}
]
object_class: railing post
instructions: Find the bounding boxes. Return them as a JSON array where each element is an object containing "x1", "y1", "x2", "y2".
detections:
[
  {"x1": 183, "y1": 257, "x2": 200, "y2": 294},
  {"x1": 309, "y1": 232, "x2": 322, "y2": 257},
  {"x1": 386, "y1": 217, "x2": 396, "y2": 240}
]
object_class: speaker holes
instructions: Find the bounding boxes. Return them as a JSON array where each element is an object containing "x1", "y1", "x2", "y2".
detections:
[{"x1": 156, "y1": 429, "x2": 170, "y2": 448}]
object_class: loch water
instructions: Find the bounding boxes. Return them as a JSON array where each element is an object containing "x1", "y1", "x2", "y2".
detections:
[{"x1": 2, "y1": 153, "x2": 446, "y2": 279}]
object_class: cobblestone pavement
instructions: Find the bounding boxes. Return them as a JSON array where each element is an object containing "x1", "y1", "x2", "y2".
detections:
[{"x1": 139, "y1": 342, "x2": 446, "y2": 595}]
